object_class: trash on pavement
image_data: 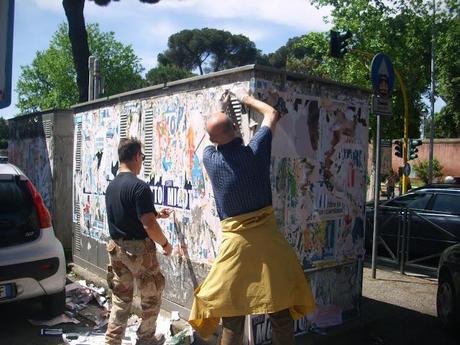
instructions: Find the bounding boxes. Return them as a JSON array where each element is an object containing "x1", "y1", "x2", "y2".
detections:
[
  {"x1": 28, "y1": 314, "x2": 80, "y2": 327},
  {"x1": 310, "y1": 304, "x2": 343, "y2": 329},
  {"x1": 62, "y1": 331, "x2": 136, "y2": 345},
  {"x1": 40, "y1": 328, "x2": 63, "y2": 336},
  {"x1": 170, "y1": 311, "x2": 180, "y2": 321},
  {"x1": 165, "y1": 325, "x2": 195, "y2": 345}
]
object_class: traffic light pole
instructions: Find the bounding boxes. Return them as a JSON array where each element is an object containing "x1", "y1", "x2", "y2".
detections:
[
  {"x1": 371, "y1": 114, "x2": 382, "y2": 279},
  {"x1": 394, "y1": 69, "x2": 410, "y2": 194}
]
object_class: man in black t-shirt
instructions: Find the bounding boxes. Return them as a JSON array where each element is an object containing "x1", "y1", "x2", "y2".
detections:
[{"x1": 105, "y1": 138, "x2": 172, "y2": 345}]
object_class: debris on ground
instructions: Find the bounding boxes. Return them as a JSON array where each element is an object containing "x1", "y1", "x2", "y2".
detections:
[
  {"x1": 40, "y1": 328, "x2": 63, "y2": 336},
  {"x1": 165, "y1": 325, "x2": 194, "y2": 345},
  {"x1": 170, "y1": 311, "x2": 180, "y2": 321},
  {"x1": 57, "y1": 280, "x2": 195, "y2": 344},
  {"x1": 28, "y1": 313, "x2": 80, "y2": 327},
  {"x1": 310, "y1": 304, "x2": 343, "y2": 329},
  {"x1": 65, "y1": 280, "x2": 110, "y2": 329}
]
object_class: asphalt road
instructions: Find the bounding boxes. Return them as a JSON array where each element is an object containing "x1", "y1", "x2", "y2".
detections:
[
  {"x1": 0, "y1": 297, "x2": 94, "y2": 345},
  {"x1": 1, "y1": 266, "x2": 458, "y2": 345}
]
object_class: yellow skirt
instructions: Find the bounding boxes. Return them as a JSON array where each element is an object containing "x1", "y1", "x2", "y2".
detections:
[{"x1": 188, "y1": 206, "x2": 316, "y2": 338}]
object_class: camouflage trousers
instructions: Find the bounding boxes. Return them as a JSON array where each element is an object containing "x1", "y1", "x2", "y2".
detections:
[{"x1": 105, "y1": 239, "x2": 165, "y2": 345}]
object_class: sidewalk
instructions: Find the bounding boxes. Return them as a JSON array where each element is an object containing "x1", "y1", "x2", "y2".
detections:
[{"x1": 69, "y1": 264, "x2": 458, "y2": 345}]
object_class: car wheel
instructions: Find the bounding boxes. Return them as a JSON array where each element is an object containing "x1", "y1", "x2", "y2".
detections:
[
  {"x1": 42, "y1": 289, "x2": 65, "y2": 317},
  {"x1": 437, "y1": 272, "x2": 458, "y2": 331}
]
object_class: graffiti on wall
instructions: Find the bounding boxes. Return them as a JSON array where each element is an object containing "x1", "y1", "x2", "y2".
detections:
[
  {"x1": 8, "y1": 118, "x2": 54, "y2": 211},
  {"x1": 73, "y1": 73, "x2": 368, "y2": 335},
  {"x1": 73, "y1": 83, "x2": 249, "y2": 261},
  {"x1": 74, "y1": 105, "x2": 123, "y2": 241},
  {"x1": 251, "y1": 261, "x2": 361, "y2": 344},
  {"x1": 249, "y1": 79, "x2": 369, "y2": 268}
]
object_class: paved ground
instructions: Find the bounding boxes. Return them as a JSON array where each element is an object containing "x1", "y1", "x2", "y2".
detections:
[
  {"x1": 296, "y1": 266, "x2": 457, "y2": 345},
  {"x1": 1, "y1": 265, "x2": 458, "y2": 345},
  {"x1": 357, "y1": 266, "x2": 457, "y2": 345}
]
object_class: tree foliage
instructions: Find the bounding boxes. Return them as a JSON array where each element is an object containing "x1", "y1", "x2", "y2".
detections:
[
  {"x1": 261, "y1": 36, "x2": 312, "y2": 69},
  {"x1": 0, "y1": 117, "x2": 8, "y2": 150},
  {"x1": 62, "y1": 0, "x2": 160, "y2": 103},
  {"x1": 145, "y1": 65, "x2": 194, "y2": 86},
  {"x1": 158, "y1": 28, "x2": 260, "y2": 75},
  {"x1": 291, "y1": 0, "x2": 460, "y2": 140},
  {"x1": 434, "y1": 10, "x2": 460, "y2": 137},
  {"x1": 16, "y1": 23, "x2": 145, "y2": 114},
  {"x1": 414, "y1": 158, "x2": 443, "y2": 184}
]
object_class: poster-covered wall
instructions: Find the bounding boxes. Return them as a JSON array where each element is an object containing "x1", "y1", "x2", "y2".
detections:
[
  {"x1": 72, "y1": 67, "x2": 368, "y2": 340},
  {"x1": 9, "y1": 115, "x2": 54, "y2": 212}
]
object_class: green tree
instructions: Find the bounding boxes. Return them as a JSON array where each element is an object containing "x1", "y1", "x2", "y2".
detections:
[
  {"x1": 158, "y1": 28, "x2": 259, "y2": 75},
  {"x1": 299, "y1": 0, "x2": 459, "y2": 140},
  {"x1": 263, "y1": 36, "x2": 316, "y2": 69},
  {"x1": 434, "y1": 11, "x2": 460, "y2": 138},
  {"x1": 0, "y1": 117, "x2": 8, "y2": 150},
  {"x1": 145, "y1": 64, "x2": 194, "y2": 86},
  {"x1": 62, "y1": 0, "x2": 160, "y2": 103},
  {"x1": 414, "y1": 158, "x2": 443, "y2": 184},
  {"x1": 16, "y1": 23, "x2": 145, "y2": 114}
]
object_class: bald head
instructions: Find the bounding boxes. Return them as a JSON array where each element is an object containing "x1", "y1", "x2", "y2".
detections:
[{"x1": 206, "y1": 112, "x2": 237, "y2": 145}]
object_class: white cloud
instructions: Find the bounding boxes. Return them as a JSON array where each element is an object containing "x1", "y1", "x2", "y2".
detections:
[
  {"x1": 138, "y1": 52, "x2": 158, "y2": 72},
  {"x1": 145, "y1": 20, "x2": 181, "y2": 41},
  {"x1": 30, "y1": 0, "x2": 332, "y2": 33},
  {"x1": 159, "y1": 0, "x2": 332, "y2": 32},
  {"x1": 31, "y1": 0, "x2": 62, "y2": 12},
  {"x1": 218, "y1": 23, "x2": 269, "y2": 42}
]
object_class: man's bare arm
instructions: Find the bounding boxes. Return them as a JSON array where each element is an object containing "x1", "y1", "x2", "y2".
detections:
[
  {"x1": 234, "y1": 90, "x2": 280, "y2": 134},
  {"x1": 140, "y1": 212, "x2": 172, "y2": 255}
]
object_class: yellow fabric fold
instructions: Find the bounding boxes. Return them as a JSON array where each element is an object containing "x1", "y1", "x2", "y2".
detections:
[{"x1": 188, "y1": 206, "x2": 316, "y2": 339}]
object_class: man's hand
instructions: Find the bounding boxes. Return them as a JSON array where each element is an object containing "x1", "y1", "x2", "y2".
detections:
[
  {"x1": 232, "y1": 87, "x2": 251, "y2": 104},
  {"x1": 218, "y1": 90, "x2": 231, "y2": 112},
  {"x1": 156, "y1": 208, "x2": 173, "y2": 219},
  {"x1": 162, "y1": 242, "x2": 173, "y2": 256}
]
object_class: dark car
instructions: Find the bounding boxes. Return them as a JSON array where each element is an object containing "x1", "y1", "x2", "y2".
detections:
[
  {"x1": 365, "y1": 184, "x2": 460, "y2": 267},
  {"x1": 437, "y1": 243, "x2": 460, "y2": 331}
]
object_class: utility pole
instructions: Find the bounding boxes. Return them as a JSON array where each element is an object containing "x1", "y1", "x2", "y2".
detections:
[
  {"x1": 88, "y1": 56, "x2": 95, "y2": 101},
  {"x1": 428, "y1": 0, "x2": 436, "y2": 183},
  {"x1": 88, "y1": 55, "x2": 101, "y2": 101}
]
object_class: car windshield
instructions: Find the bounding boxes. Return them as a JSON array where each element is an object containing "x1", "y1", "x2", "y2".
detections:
[{"x1": 386, "y1": 193, "x2": 432, "y2": 210}]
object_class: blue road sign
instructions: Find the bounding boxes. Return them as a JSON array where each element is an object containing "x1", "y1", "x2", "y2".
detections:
[{"x1": 370, "y1": 53, "x2": 395, "y2": 98}]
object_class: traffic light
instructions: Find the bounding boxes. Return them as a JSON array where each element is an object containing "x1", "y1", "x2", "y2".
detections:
[
  {"x1": 408, "y1": 139, "x2": 422, "y2": 160},
  {"x1": 329, "y1": 30, "x2": 352, "y2": 58},
  {"x1": 394, "y1": 140, "x2": 403, "y2": 158}
]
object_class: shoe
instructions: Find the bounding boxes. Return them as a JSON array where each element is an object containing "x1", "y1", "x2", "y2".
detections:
[{"x1": 136, "y1": 333, "x2": 165, "y2": 345}]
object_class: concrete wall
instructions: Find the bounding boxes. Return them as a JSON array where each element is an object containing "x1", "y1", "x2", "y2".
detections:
[
  {"x1": 368, "y1": 139, "x2": 460, "y2": 185},
  {"x1": 392, "y1": 139, "x2": 460, "y2": 178},
  {"x1": 72, "y1": 65, "x2": 369, "y2": 340},
  {"x1": 8, "y1": 110, "x2": 74, "y2": 250}
]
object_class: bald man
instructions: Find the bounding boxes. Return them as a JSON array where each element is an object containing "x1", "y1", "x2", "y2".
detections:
[{"x1": 188, "y1": 89, "x2": 316, "y2": 345}]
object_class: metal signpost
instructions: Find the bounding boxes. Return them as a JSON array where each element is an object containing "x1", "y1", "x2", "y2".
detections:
[
  {"x1": 370, "y1": 53, "x2": 395, "y2": 279},
  {"x1": 0, "y1": 0, "x2": 15, "y2": 109}
]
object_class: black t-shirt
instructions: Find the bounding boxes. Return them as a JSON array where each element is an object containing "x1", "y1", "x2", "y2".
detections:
[{"x1": 105, "y1": 172, "x2": 157, "y2": 240}]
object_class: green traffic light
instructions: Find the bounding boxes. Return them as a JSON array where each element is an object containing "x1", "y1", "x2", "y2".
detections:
[{"x1": 408, "y1": 138, "x2": 422, "y2": 161}]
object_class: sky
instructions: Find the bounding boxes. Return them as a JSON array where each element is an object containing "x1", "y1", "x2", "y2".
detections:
[{"x1": 0, "y1": 0, "x2": 333, "y2": 119}]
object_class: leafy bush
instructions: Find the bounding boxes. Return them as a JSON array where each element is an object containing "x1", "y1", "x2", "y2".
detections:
[{"x1": 413, "y1": 159, "x2": 443, "y2": 184}]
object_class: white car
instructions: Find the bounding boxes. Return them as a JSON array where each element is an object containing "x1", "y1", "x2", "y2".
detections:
[{"x1": 0, "y1": 161, "x2": 66, "y2": 316}]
